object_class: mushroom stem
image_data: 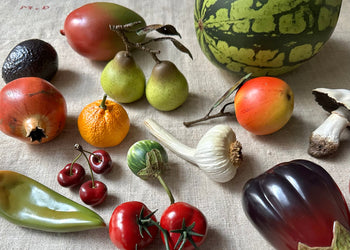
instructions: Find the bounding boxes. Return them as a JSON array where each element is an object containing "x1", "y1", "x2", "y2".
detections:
[{"x1": 308, "y1": 106, "x2": 350, "y2": 157}]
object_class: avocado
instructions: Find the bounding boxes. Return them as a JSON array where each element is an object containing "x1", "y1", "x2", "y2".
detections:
[{"x1": 2, "y1": 39, "x2": 58, "y2": 83}]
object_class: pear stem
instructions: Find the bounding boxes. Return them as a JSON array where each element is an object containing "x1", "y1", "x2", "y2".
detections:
[{"x1": 109, "y1": 23, "x2": 161, "y2": 63}]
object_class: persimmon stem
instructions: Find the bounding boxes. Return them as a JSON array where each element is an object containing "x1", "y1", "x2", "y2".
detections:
[
  {"x1": 183, "y1": 73, "x2": 251, "y2": 127},
  {"x1": 183, "y1": 101, "x2": 235, "y2": 127}
]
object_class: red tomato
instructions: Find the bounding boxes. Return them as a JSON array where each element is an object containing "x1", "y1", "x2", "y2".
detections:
[
  {"x1": 160, "y1": 202, "x2": 208, "y2": 250},
  {"x1": 234, "y1": 76, "x2": 294, "y2": 135},
  {"x1": 109, "y1": 201, "x2": 159, "y2": 250}
]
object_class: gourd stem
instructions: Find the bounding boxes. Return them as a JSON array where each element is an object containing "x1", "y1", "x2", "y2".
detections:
[
  {"x1": 157, "y1": 175, "x2": 175, "y2": 205},
  {"x1": 144, "y1": 119, "x2": 197, "y2": 165}
]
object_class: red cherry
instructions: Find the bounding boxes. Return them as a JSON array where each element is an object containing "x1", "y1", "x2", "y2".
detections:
[
  {"x1": 89, "y1": 150, "x2": 112, "y2": 174},
  {"x1": 79, "y1": 180, "x2": 107, "y2": 206},
  {"x1": 57, "y1": 163, "x2": 85, "y2": 187}
]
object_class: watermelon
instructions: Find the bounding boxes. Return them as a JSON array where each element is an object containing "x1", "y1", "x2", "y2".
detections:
[{"x1": 195, "y1": 0, "x2": 342, "y2": 76}]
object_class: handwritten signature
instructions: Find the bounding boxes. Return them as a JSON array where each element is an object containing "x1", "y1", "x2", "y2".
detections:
[{"x1": 19, "y1": 6, "x2": 50, "y2": 10}]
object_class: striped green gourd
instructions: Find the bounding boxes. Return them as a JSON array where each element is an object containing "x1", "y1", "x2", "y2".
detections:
[
  {"x1": 127, "y1": 140, "x2": 168, "y2": 179},
  {"x1": 194, "y1": 0, "x2": 342, "y2": 76}
]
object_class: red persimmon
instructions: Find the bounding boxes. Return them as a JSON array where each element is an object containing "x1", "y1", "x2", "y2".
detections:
[
  {"x1": 109, "y1": 201, "x2": 159, "y2": 250},
  {"x1": 160, "y1": 202, "x2": 208, "y2": 250},
  {"x1": 234, "y1": 76, "x2": 294, "y2": 135}
]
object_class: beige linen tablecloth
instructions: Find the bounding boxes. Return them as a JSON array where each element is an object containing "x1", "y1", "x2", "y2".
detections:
[{"x1": 1, "y1": 1, "x2": 349, "y2": 249}]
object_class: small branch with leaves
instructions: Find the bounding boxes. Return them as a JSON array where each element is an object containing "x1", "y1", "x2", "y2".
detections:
[
  {"x1": 183, "y1": 73, "x2": 252, "y2": 127},
  {"x1": 109, "y1": 21, "x2": 192, "y2": 63}
]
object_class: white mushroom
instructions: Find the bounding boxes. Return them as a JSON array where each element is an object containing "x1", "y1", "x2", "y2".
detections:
[{"x1": 308, "y1": 88, "x2": 350, "y2": 158}]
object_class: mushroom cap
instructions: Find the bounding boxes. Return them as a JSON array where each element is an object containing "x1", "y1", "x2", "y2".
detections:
[{"x1": 312, "y1": 88, "x2": 350, "y2": 113}]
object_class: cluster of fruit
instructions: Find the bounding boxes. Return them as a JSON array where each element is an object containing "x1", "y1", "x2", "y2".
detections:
[
  {"x1": 101, "y1": 51, "x2": 189, "y2": 111},
  {"x1": 57, "y1": 144, "x2": 112, "y2": 206},
  {"x1": 99, "y1": 23, "x2": 191, "y2": 112},
  {"x1": 109, "y1": 201, "x2": 208, "y2": 250},
  {"x1": 60, "y1": 2, "x2": 192, "y2": 112}
]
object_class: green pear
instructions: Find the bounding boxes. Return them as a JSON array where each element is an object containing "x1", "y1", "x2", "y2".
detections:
[
  {"x1": 101, "y1": 51, "x2": 145, "y2": 103},
  {"x1": 146, "y1": 61, "x2": 189, "y2": 111}
]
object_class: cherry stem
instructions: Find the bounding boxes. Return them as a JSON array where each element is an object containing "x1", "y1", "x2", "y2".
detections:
[
  {"x1": 99, "y1": 94, "x2": 108, "y2": 110},
  {"x1": 74, "y1": 144, "x2": 96, "y2": 188},
  {"x1": 69, "y1": 152, "x2": 83, "y2": 176},
  {"x1": 80, "y1": 148, "x2": 101, "y2": 163}
]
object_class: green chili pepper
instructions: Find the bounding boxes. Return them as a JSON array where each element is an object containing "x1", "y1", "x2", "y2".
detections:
[{"x1": 0, "y1": 170, "x2": 106, "y2": 232}]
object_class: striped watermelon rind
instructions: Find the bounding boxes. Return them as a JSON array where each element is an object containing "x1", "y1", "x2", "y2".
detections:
[{"x1": 195, "y1": 0, "x2": 342, "y2": 76}]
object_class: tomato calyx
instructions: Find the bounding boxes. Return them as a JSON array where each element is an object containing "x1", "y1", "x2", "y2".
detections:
[
  {"x1": 137, "y1": 206, "x2": 158, "y2": 238},
  {"x1": 137, "y1": 206, "x2": 171, "y2": 250},
  {"x1": 171, "y1": 219, "x2": 205, "y2": 250}
]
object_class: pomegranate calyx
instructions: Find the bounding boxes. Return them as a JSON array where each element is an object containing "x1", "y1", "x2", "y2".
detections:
[
  {"x1": 27, "y1": 126, "x2": 47, "y2": 142},
  {"x1": 24, "y1": 117, "x2": 48, "y2": 142}
]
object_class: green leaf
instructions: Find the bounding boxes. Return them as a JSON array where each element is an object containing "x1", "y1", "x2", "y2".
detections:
[
  {"x1": 206, "y1": 73, "x2": 251, "y2": 116},
  {"x1": 170, "y1": 38, "x2": 193, "y2": 59},
  {"x1": 136, "y1": 24, "x2": 181, "y2": 37},
  {"x1": 298, "y1": 221, "x2": 350, "y2": 250},
  {"x1": 136, "y1": 24, "x2": 163, "y2": 36},
  {"x1": 156, "y1": 24, "x2": 182, "y2": 38}
]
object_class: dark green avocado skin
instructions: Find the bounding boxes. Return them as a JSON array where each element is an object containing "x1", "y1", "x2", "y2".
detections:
[{"x1": 2, "y1": 39, "x2": 58, "y2": 83}]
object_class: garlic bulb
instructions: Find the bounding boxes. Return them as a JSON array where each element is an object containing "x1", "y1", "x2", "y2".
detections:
[{"x1": 144, "y1": 118, "x2": 243, "y2": 183}]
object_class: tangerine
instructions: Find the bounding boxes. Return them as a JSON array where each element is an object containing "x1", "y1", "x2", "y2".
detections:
[{"x1": 78, "y1": 95, "x2": 130, "y2": 147}]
